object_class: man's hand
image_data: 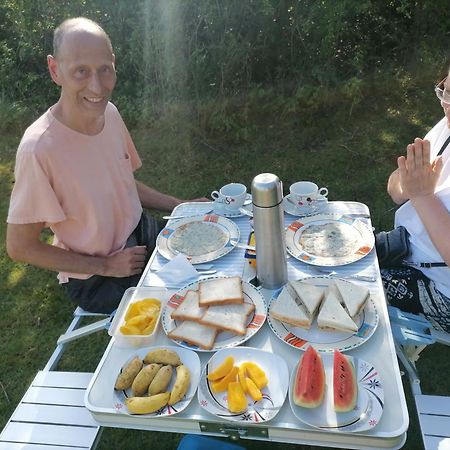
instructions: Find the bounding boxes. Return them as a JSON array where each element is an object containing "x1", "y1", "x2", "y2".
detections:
[
  {"x1": 102, "y1": 245, "x2": 148, "y2": 277},
  {"x1": 397, "y1": 138, "x2": 443, "y2": 200}
]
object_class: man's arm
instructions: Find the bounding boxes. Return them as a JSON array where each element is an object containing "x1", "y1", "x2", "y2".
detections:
[
  {"x1": 6, "y1": 222, "x2": 147, "y2": 277},
  {"x1": 135, "y1": 180, "x2": 209, "y2": 212}
]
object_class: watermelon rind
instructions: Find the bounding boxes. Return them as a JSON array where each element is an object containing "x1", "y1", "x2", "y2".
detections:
[
  {"x1": 333, "y1": 350, "x2": 357, "y2": 413},
  {"x1": 293, "y1": 346, "x2": 325, "y2": 408}
]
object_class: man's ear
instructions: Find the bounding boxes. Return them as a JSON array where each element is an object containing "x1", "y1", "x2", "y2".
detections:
[{"x1": 47, "y1": 55, "x2": 61, "y2": 86}]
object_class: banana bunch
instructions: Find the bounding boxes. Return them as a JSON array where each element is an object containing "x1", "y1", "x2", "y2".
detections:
[{"x1": 114, "y1": 348, "x2": 191, "y2": 414}]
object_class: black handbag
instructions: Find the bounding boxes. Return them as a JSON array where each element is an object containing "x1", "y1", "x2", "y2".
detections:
[
  {"x1": 375, "y1": 226, "x2": 447, "y2": 269},
  {"x1": 375, "y1": 226, "x2": 410, "y2": 268}
]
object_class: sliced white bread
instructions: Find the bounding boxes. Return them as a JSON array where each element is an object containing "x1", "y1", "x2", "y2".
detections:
[
  {"x1": 289, "y1": 280, "x2": 325, "y2": 318},
  {"x1": 317, "y1": 290, "x2": 358, "y2": 333},
  {"x1": 170, "y1": 290, "x2": 206, "y2": 322},
  {"x1": 199, "y1": 302, "x2": 255, "y2": 335},
  {"x1": 334, "y1": 279, "x2": 370, "y2": 319},
  {"x1": 198, "y1": 276, "x2": 244, "y2": 307},
  {"x1": 167, "y1": 320, "x2": 218, "y2": 350},
  {"x1": 270, "y1": 285, "x2": 312, "y2": 329}
]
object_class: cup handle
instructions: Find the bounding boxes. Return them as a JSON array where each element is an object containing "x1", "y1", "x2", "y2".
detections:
[
  {"x1": 318, "y1": 187, "x2": 328, "y2": 197},
  {"x1": 211, "y1": 191, "x2": 220, "y2": 201}
]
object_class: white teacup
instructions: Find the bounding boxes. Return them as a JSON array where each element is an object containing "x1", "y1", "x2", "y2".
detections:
[
  {"x1": 289, "y1": 181, "x2": 328, "y2": 210},
  {"x1": 211, "y1": 183, "x2": 247, "y2": 212}
]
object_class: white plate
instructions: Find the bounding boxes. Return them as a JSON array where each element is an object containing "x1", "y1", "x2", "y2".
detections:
[
  {"x1": 162, "y1": 277, "x2": 267, "y2": 352},
  {"x1": 113, "y1": 345, "x2": 201, "y2": 417},
  {"x1": 156, "y1": 214, "x2": 240, "y2": 264},
  {"x1": 285, "y1": 213, "x2": 374, "y2": 266},
  {"x1": 198, "y1": 347, "x2": 289, "y2": 423},
  {"x1": 283, "y1": 194, "x2": 328, "y2": 217},
  {"x1": 213, "y1": 194, "x2": 253, "y2": 218},
  {"x1": 289, "y1": 353, "x2": 384, "y2": 432},
  {"x1": 267, "y1": 277, "x2": 379, "y2": 352}
]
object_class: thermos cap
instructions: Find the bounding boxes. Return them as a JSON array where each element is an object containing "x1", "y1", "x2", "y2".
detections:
[{"x1": 251, "y1": 173, "x2": 283, "y2": 207}]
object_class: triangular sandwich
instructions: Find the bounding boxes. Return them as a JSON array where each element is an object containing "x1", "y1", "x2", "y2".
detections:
[
  {"x1": 317, "y1": 290, "x2": 358, "y2": 333},
  {"x1": 270, "y1": 285, "x2": 312, "y2": 329},
  {"x1": 334, "y1": 279, "x2": 369, "y2": 319},
  {"x1": 289, "y1": 280, "x2": 325, "y2": 319}
]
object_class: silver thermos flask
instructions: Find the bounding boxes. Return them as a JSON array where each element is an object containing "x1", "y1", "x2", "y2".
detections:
[{"x1": 251, "y1": 173, "x2": 288, "y2": 289}]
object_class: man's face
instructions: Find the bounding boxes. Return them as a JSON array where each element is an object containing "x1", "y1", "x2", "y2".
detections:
[
  {"x1": 50, "y1": 30, "x2": 116, "y2": 121},
  {"x1": 443, "y1": 74, "x2": 450, "y2": 128}
]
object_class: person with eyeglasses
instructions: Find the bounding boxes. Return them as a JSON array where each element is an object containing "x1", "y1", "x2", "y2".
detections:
[{"x1": 380, "y1": 69, "x2": 450, "y2": 333}]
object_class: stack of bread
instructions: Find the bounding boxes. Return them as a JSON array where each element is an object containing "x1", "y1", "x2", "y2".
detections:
[
  {"x1": 168, "y1": 276, "x2": 255, "y2": 350},
  {"x1": 271, "y1": 279, "x2": 370, "y2": 333}
]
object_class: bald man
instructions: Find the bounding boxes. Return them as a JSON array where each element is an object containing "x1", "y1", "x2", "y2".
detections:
[{"x1": 6, "y1": 18, "x2": 206, "y2": 313}]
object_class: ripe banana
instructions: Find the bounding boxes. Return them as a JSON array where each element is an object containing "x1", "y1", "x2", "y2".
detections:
[
  {"x1": 143, "y1": 348, "x2": 181, "y2": 366},
  {"x1": 114, "y1": 357, "x2": 143, "y2": 390},
  {"x1": 169, "y1": 364, "x2": 191, "y2": 405},
  {"x1": 148, "y1": 365, "x2": 173, "y2": 395},
  {"x1": 125, "y1": 392, "x2": 170, "y2": 414},
  {"x1": 131, "y1": 363, "x2": 161, "y2": 396}
]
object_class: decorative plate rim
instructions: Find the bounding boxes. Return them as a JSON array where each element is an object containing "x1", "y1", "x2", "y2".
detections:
[
  {"x1": 285, "y1": 213, "x2": 374, "y2": 266},
  {"x1": 112, "y1": 345, "x2": 201, "y2": 418},
  {"x1": 197, "y1": 346, "x2": 289, "y2": 423},
  {"x1": 156, "y1": 214, "x2": 240, "y2": 264},
  {"x1": 267, "y1": 276, "x2": 379, "y2": 352},
  {"x1": 289, "y1": 353, "x2": 384, "y2": 432},
  {"x1": 162, "y1": 276, "x2": 267, "y2": 352}
]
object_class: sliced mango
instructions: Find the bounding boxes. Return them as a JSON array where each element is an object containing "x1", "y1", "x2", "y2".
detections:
[
  {"x1": 242, "y1": 362, "x2": 268, "y2": 389},
  {"x1": 227, "y1": 381, "x2": 247, "y2": 413},
  {"x1": 207, "y1": 356, "x2": 235, "y2": 381},
  {"x1": 210, "y1": 366, "x2": 239, "y2": 393},
  {"x1": 246, "y1": 377, "x2": 263, "y2": 401},
  {"x1": 121, "y1": 298, "x2": 161, "y2": 335},
  {"x1": 238, "y1": 365, "x2": 248, "y2": 393}
]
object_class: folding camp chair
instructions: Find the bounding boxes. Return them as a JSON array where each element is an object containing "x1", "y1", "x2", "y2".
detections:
[
  {"x1": 388, "y1": 306, "x2": 450, "y2": 450},
  {"x1": 0, "y1": 306, "x2": 110, "y2": 449}
]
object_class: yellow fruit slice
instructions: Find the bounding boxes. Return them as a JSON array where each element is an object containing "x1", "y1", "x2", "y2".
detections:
[
  {"x1": 207, "y1": 356, "x2": 235, "y2": 381},
  {"x1": 238, "y1": 365, "x2": 248, "y2": 393},
  {"x1": 242, "y1": 362, "x2": 268, "y2": 389},
  {"x1": 246, "y1": 377, "x2": 263, "y2": 401},
  {"x1": 210, "y1": 366, "x2": 239, "y2": 393},
  {"x1": 120, "y1": 324, "x2": 143, "y2": 335},
  {"x1": 227, "y1": 381, "x2": 247, "y2": 413}
]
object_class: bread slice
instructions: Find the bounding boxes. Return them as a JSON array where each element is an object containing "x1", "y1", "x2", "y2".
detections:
[
  {"x1": 317, "y1": 290, "x2": 358, "y2": 333},
  {"x1": 168, "y1": 320, "x2": 218, "y2": 350},
  {"x1": 198, "y1": 276, "x2": 244, "y2": 307},
  {"x1": 199, "y1": 303, "x2": 255, "y2": 335},
  {"x1": 334, "y1": 279, "x2": 370, "y2": 319},
  {"x1": 170, "y1": 290, "x2": 206, "y2": 322},
  {"x1": 289, "y1": 280, "x2": 325, "y2": 318},
  {"x1": 270, "y1": 285, "x2": 312, "y2": 329}
]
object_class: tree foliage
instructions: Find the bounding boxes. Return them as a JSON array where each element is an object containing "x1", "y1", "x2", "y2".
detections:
[{"x1": 0, "y1": 0, "x2": 449, "y2": 122}]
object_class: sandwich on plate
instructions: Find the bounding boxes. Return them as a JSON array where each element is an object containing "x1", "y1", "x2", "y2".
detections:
[
  {"x1": 316, "y1": 290, "x2": 358, "y2": 333},
  {"x1": 170, "y1": 290, "x2": 206, "y2": 322},
  {"x1": 289, "y1": 280, "x2": 325, "y2": 319},
  {"x1": 199, "y1": 302, "x2": 255, "y2": 336},
  {"x1": 334, "y1": 279, "x2": 370, "y2": 320},
  {"x1": 270, "y1": 285, "x2": 312, "y2": 329},
  {"x1": 167, "y1": 320, "x2": 218, "y2": 350},
  {"x1": 198, "y1": 276, "x2": 244, "y2": 307}
]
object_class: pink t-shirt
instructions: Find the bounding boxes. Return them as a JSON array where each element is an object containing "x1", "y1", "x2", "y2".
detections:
[{"x1": 7, "y1": 102, "x2": 143, "y2": 283}]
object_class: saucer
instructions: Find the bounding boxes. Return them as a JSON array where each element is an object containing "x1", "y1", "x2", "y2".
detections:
[{"x1": 283, "y1": 194, "x2": 328, "y2": 217}]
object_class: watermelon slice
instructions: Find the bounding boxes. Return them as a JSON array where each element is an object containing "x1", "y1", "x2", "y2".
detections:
[
  {"x1": 333, "y1": 350, "x2": 357, "y2": 412},
  {"x1": 293, "y1": 345, "x2": 325, "y2": 408}
]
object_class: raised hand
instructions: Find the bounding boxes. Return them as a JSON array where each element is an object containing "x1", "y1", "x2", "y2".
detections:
[{"x1": 397, "y1": 138, "x2": 443, "y2": 200}]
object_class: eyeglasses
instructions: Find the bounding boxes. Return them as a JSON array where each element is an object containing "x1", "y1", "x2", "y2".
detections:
[{"x1": 435, "y1": 76, "x2": 450, "y2": 103}]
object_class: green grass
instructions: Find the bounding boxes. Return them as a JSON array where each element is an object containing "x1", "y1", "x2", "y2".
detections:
[{"x1": 1, "y1": 72, "x2": 450, "y2": 449}]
